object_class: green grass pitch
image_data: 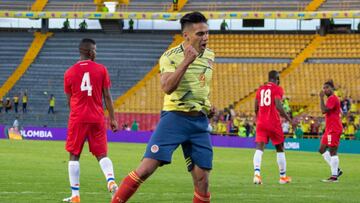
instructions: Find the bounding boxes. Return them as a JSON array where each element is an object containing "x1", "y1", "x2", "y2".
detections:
[{"x1": 0, "y1": 139, "x2": 359, "y2": 203}]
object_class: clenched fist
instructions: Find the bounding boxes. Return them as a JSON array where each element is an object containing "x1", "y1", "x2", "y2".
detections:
[{"x1": 183, "y1": 45, "x2": 199, "y2": 66}]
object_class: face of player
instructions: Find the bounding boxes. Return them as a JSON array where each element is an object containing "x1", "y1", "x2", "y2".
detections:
[
  {"x1": 183, "y1": 22, "x2": 209, "y2": 53},
  {"x1": 89, "y1": 44, "x2": 97, "y2": 61},
  {"x1": 275, "y1": 74, "x2": 280, "y2": 85},
  {"x1": 323, "y1": 84, "x2": 333, "y2": 97}
]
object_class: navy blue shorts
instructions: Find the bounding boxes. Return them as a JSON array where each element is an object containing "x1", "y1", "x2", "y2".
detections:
[{"x1": 144, "y1": 111, "x2": 213, "y2": 171}]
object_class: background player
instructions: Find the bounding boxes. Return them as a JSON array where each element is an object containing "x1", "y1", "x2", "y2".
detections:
[
  {"x1": 319, "y1": 80, "x2": 343, "y2": 182},
  {"x1": 112, "y1": 12, "x2": 214, "y2": 203},
  {"x1": 253, "y1": 70, "x2": 292, "y2": 185},
  {"x1": 63, "y1": 38, "x2": 119, "y2": 202}
]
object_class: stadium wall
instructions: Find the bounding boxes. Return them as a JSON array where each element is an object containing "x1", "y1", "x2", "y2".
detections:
[{"x1": 0, "y1": 125, "x2": 359, "y2": 154}]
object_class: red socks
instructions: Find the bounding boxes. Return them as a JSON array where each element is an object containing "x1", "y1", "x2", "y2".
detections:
[
  {"x1": 193, "y1": 190, "x2": 211, "y2": 203},
  {"x1": 111, "y1": 171, "x2": 143, "y2": 203}
]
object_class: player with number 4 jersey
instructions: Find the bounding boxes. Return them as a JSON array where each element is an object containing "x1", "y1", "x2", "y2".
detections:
[
  {"x1": 252, "y1": 70, "x2": 292, "y2": 185},
  {"x1": 63, "y1": 38, "x2": 119, "y2": 203}
]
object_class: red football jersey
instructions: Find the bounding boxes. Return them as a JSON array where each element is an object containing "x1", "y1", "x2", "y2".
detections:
[
  {"x1": 64, "y1": 60, "x2": 111, "y2": 123},
  {"x1": 325, "y1": 95, "x2": 343, "y2": 133},
  {"x1": 255, "y1": 82, "x2": 284, "y2": 129}
]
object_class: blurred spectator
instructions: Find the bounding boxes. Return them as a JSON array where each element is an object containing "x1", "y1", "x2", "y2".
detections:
[
  {"x1": 79, "y1": 20, "x2": 88, "y2": 32},
  {"x1": 0, "y1": 97, "x2": 3, "y2": 113},
  {"x1": 245, "y1": 122, "x2": 251, "y2": 137},
  {"x1": 301, "y1": 119, "x2": 310, "y2": 134},
  {"x1": 5, "y1": 97, "x2": 12, "y2": 113},
  {"x1": 350, "y1": 100, "x2": 358, "y2": 113},
  {"x1": 13, "y1": 116, "x2": 19, "y2": 130},
  {"x1": 310, "y1": 119, "x2": 320, "y2": 135},
  {"x1": 122, "y1": 123, "x2": 131, "y2": 131},
  {"x1": 355, "y1": 127, "x2": 360, "y2": 140},
  {"x1": 13, "y1": 94, "x2": 19, "y2": 113},
  {"x1": 48, "y1": 94, "x2": 55, "y2": 114},
  {"x1": 229, "y1": 104, "x2": 236, "y2": 119},
  {"x1": 129, "y1": 19, "x2": 134, "y2": 32},
  {"x1": 341, "y1": 97, "x2": 351, "y2": 115},
  {"x1": 294, "y1": 125, "x2": 304, "y2": 139},
  {"x1": 282, "y1": 120, "x2": 290, "y2": 134},
  {"x1": 102, "y1": 4, "x2": 109, "y2": 12},
  {"x1": 131, "y1": 120, "x2": 139, "y2": 131},
  {"x1": 119, "y1": 19, "x2": 124, "y2": 33},
  {"x1": 220, "y1": 19, "x2": 228, "y2": 32},
  {"x1": 223, "y1": 108, "x2": 231, "y2": 121},
  {"x1": 238, "y1": 125, "x2": 246, "y2": 137},
  {"x1": 283, "y1": 98, "x2": 291, "y2": 114},
  {"x1": 62, "y1": 18, "x2": 70, "y2": 32},
  {"x1": 22, "y1": 92, "x2": 28, "y2": 113},
  {"x1": 345, "y1": 122, "x2": 355, "y2": 138}
]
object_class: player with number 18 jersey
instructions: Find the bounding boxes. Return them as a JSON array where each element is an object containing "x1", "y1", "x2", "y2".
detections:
[
  {"x1": 64, "y1": 59, "x2": 111, "y2": 156},
  {"x1": 255, "y1": 82, "x2": 284, "y2": 145}
]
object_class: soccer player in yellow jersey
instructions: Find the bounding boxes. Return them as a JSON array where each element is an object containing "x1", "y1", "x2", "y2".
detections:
[{"x1": 112, "y1": 12, "x2": 215, "y2": 203}]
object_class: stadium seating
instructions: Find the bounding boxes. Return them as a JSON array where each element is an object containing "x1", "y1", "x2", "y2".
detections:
[
  {"x1": 44, "y1": 0, "x2": 96, "y2": 12},
  {"x1": 0, "y1": 32, "x2": 33, "y2": 88},
  {"x1": 183, "y1": 0, "x2": 311, "y2": 11},
  {"x1": 2, "y1": 32, "x2": 172, "y2": 127},
  {"x1": 118, "y1": 0, "x2": 172, "y2": 12},
  {"x1": 310, "y1": 34, "x2": 360, "y2": 58},
  {"x1": 42, "y1": 0, "x2": 172, "y2": 12},
  {"x1": 0, "y1": 0, "x2": 33, "y2": 11},
  {"x1": 319, "y1": 0, "x2": 360, "y2": 10},
  {"x1": 209, "y1": 34, "x2": 314, "y2": 58},
  {"x1": 236, "y1": 63, "x2": 360, "y2": 116}
]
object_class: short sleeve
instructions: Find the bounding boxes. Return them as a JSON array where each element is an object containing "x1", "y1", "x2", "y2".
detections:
[
  {"x1": 255, "y1": 88, "x2": 261, "y2": 101},
  {"x1": 103, "y1": 66, "x2": 111, "y2": 89},
  {"x1": 159, "y1": 54, "x2": 176, "y2": 73},
  {"x1": 326, "y1": 96, "x2": 336, "y2": 110},
  {"x1": 64, "y1": 70, "x2": 72, "y2": 94},
  {"x1": 274, "y1": 86, "x2": 284, "y2": 100}
]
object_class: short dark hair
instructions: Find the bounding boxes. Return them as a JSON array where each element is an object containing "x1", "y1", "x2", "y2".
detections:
[
  {"x1": 180, "y1": 11, "x2": 207, "y2": 31},
  {"x1": 79, "y1": 38, "x2": 96, "y2": 55},
  {"x1": 268, "y1": 70, "x2": 279, "y2": 81},
  {"x1": 79, "y1": 38, "x2": 96, "y2": 48},
  {"x1": 324, "y1": 79, "x2": 335, "y2": 88}
]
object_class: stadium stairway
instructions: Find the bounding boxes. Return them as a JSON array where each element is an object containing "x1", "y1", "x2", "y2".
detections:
[
  {"x1": 0, "y1": 32, "x2": 33, "y2": 89},
  {"x1": 1, "y1": 32, "x2": 172, "y2": 128},
  {"x1": 0, "y1": 32, "x2": 53, "y2": 99},
  {"x1": 108, "y1": 35, "x2": 183, "y2": 130},
  {"x1": 305, "y1": 0, "x2": 326, "y2": 11},
  {"x1": 99, "y1": 19, "x2": 124, "y2": 34},
  {"x1": 31, "y1": 0, "x2": 48, "y2": 11},
  {"x1": 182, "y1": 0, "x2": 311, "y2": 11},
  {"x1": 234, "y1": 34, "x2": 327, "y2": 114}
]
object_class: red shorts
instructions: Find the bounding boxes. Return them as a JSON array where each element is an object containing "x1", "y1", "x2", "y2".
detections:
[
  {"x1": 321, "y1": 130, "x2": 341, "y2": 147},
  {"x1": 256, "y1": 124, "x2": 284, "y2": 146},
  {"x1": 66, "y1": 122, "x2": 107, "y2": 156}
]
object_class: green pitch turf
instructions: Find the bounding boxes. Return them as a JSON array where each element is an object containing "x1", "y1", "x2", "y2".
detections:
[{"x1": 0, "y1": 140, "x2": 359, "y2": 203}]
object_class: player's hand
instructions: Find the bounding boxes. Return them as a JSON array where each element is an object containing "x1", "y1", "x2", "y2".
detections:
[
  {"x1": 183, "y1": 45, "x2": 198, "y2": 66},
  {"x1": 319, "y1": 90, "x2": 325, "y2": 98},
  {"x1": 110, "y1": 119, "x2": 118, "y2": 132}
]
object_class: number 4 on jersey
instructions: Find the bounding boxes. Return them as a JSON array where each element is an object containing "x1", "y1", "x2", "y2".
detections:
[
  {"x1": 260, "y1": 89, "x2": 271, "y2": 106},
  {"x1": 81, "y1": 72, "x2": 92, "y2": 96}
]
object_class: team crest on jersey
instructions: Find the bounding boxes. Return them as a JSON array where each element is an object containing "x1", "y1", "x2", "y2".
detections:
[
  {"x1": 151, "y1": 144, "x2": 159, "y2": 153},
  {"x1": 199, "y1": 73, "x2": 206, "y2": 87}
]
